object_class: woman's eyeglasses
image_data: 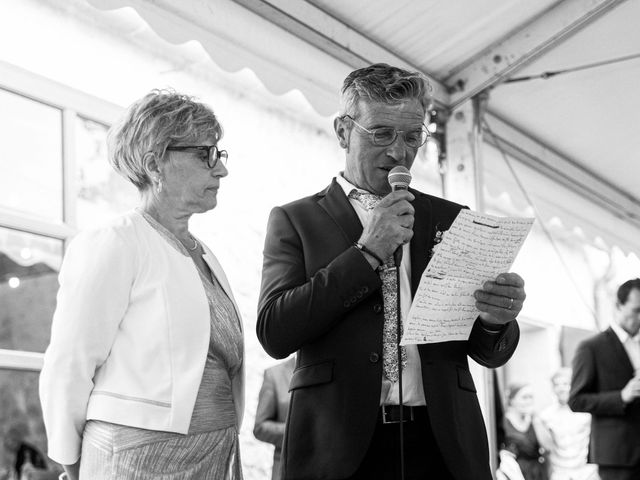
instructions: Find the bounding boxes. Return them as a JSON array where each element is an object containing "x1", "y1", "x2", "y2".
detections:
[{"x1": 166, "y1": 145, "x2": 228, "y2": 169}]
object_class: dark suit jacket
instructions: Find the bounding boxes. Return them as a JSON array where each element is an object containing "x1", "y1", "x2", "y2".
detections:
[
  {"x1": 254, "y1": 357, "x2": 296, "y2": 480},
  {"x1": 257, "y1": 179, "x2": 520, "y2": 480},
  {"x1": 568, "y1": 327, "x2": 640, "y2": 467}
]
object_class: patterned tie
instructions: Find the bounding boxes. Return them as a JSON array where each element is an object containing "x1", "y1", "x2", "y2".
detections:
[{"x1": 349, "y1": 190, "x2": 407, "y2": 383}]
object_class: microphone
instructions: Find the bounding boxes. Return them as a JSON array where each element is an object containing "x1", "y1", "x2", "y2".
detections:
[
  {"x1": 387, "y1": 166, "x2": 412, "y2": 266},
  {"x1": 388, "y1": 165, "x2": 412, "y2": 191}
]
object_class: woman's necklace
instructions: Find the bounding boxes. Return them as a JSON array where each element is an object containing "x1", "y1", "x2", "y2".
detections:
[{"x1": 137, "y1": 208, "x2": 199, "y2": 253}]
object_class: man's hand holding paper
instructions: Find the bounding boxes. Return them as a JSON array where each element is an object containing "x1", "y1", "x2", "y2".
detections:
[
  {"x1": 475, "y1": 272, "x2": 526, "y2": 329},
  {"x1": 401, "y1": 210, "x2": 533, "y2": 345}
]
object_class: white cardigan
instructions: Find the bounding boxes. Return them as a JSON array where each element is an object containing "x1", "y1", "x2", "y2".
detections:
[{"x1": 39, "y1": 211, "x2": 245, "y2": 465}]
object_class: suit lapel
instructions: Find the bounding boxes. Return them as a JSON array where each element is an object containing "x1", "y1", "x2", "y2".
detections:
[
  {"x1": 318, "y1": 179, "x2": 363, "y2": 246},
  {"x1": 409, "y1": 189, "x2": 432, "y2": 297},
  {"x1": 605, "y1": 327, "x2": 636, "y2": 376}
]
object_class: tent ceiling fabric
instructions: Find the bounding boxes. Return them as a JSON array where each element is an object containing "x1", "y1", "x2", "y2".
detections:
[
  {"x1": 85, "y1": 0, "x2": 640, "y2": 254},
  {"x1": 309, "y1": 0, "x2": 558, "y2": 78},
  {"x1": 489, "y1": 0, "x2": 640, "y2": 206},
  {"x1": 482, "y1": 113, "x2": 640, "y2": 231},
  {"x1": 88, "y1": 0, "x2": 351, "y2": 116}
]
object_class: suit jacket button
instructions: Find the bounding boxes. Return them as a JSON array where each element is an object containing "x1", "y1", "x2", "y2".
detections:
[
  {"x1": 362, "y1": 286, "x2": 369, "y2": 294},
  {"x1": 350, "y1": 296, "x2": 357, "y2": 303},
  {"x1": 369, "y1": 352, "x2": 380, "y2": 363},
  {"x1": 344, "y1": 300, "x2": 351, "y2": 308},
  {"x1": 373, "y1": 304, "x2": 382, "y2": 313}
]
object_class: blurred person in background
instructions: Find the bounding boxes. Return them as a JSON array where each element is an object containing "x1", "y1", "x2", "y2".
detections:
[
  {"x1": 539, "y1": 368, "x2": 596, "y2": 480},
  {"x1": 569, "y1": 278, "x2": 640, "y2": 480},
  {"x1": 39, "y1": 89, "x2": 244, "y2": 480},
  {"x1": 498, "y1": 383, "x2": 549, "y2": 480},
  {"x1": 1, "y1": 421, "x2": 48, "y2": 480},
  {"x1": 253, "y1": 356, "x2": 296, "y2": 480}
]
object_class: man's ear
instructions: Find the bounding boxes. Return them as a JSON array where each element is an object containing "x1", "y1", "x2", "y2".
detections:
[{"x1": 334, "y1": 116, "x2": 349, "y2": 150}]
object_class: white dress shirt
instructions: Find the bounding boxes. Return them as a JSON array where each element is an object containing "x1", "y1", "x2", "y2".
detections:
[{"x1": 336, "y1": 174, "x2": 426, "y2": 406}]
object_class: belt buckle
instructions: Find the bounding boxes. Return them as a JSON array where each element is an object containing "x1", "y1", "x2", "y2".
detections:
[{"x1": 381, "y1": 405, "x2": 414, "y2": 424}]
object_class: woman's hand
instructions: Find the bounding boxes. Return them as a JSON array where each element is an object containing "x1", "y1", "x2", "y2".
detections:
[{"x1": 496, "y1": 449, "x2": 525, "y2": 480}]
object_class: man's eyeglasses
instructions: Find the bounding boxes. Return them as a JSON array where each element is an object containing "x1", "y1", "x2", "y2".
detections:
[
  {"x1": 344, "y1": 115, "x2": 430, "y2": 148},
  {"x1": 166, "y1": 145, "x2": 228, "y2": 169}
]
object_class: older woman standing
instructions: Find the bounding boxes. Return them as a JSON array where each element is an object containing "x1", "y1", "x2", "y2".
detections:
[{"x1": 39, "y1": 90, "x2": 244, "y2": 480}]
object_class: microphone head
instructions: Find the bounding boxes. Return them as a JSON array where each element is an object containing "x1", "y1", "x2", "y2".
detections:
[{"x1": 388, "y1": 166, "x2": 412, "y2": 190}]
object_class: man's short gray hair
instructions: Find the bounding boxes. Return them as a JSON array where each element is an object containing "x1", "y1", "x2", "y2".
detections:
[
  {"x1": 107, "y1": 89, "x2": 222, "y2": 191},
  {"x1": 339, "y1": 63, "x2": 431, "y2": 117}
]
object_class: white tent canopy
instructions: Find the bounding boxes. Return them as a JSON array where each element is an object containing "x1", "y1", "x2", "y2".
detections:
[{"x1": 87, "y1": 0, "x2": 640, "y2": 255}]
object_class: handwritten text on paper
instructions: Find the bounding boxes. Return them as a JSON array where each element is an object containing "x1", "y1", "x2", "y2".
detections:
[{"x1": 400, "y1": 210, "x2": 534, "y2": 345}]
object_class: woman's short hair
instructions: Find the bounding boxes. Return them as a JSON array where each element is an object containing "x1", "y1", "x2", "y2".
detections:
[
  {"x1": 339, "y1": 63, "x2": 431, "y2": 118},
  {"x1": 107, "y1": 89, "x2": 223, "y2": 191}
]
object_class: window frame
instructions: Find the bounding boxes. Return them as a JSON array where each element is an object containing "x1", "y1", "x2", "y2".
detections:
[{"x1": 0, "y1": 61, "x2": 122, "y2": 370}]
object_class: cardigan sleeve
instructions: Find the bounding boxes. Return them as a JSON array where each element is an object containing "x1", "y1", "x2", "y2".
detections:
[{"x1": 39, "y1": 226, "x2": 136, "y2": 465}]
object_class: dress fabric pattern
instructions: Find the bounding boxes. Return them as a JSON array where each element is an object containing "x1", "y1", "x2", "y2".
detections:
[{"x1": 79, "y1": 211, "x2": 243, "y2": 479}]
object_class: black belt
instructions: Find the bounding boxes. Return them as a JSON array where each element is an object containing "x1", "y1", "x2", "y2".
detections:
[{"x1": 380, "y1": 405, "x2": 426, "y2": 424}]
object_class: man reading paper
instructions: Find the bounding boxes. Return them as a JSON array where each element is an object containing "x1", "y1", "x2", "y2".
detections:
[{"x1": 257, "y1": 63, "x2": 526, "y2": 480}]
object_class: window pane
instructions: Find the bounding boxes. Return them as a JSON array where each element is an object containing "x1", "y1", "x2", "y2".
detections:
[
  {"x1": 0, "y1": 368, "x2": 63, "y2": 477},
  {"x1": 75, "y1": 116, "x2": 138, "y2": 229},
  {"x1": 0, "y1": 89, "x2": 63, "y2": 221},
  {"x1": 0, "y1": 228, "x2": 62, "y2": 352}
]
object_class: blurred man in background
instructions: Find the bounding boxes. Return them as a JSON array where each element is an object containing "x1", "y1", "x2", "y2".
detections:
[
  {"x1": 253, "y1": 356, "x2": 295, "y2": 480},
  {"x1": 569, "y1": 278, "x2": 640, "y2": 480}
]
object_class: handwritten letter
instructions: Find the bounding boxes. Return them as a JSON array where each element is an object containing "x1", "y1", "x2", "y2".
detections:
[{"x1": 401, "y1": 210, "x2": 534, "y2": 345}]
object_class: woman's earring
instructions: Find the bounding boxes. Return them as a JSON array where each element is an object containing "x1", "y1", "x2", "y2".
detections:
[{"x1": 156, "y1": 178, "x2": 163, "y2": 194}]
